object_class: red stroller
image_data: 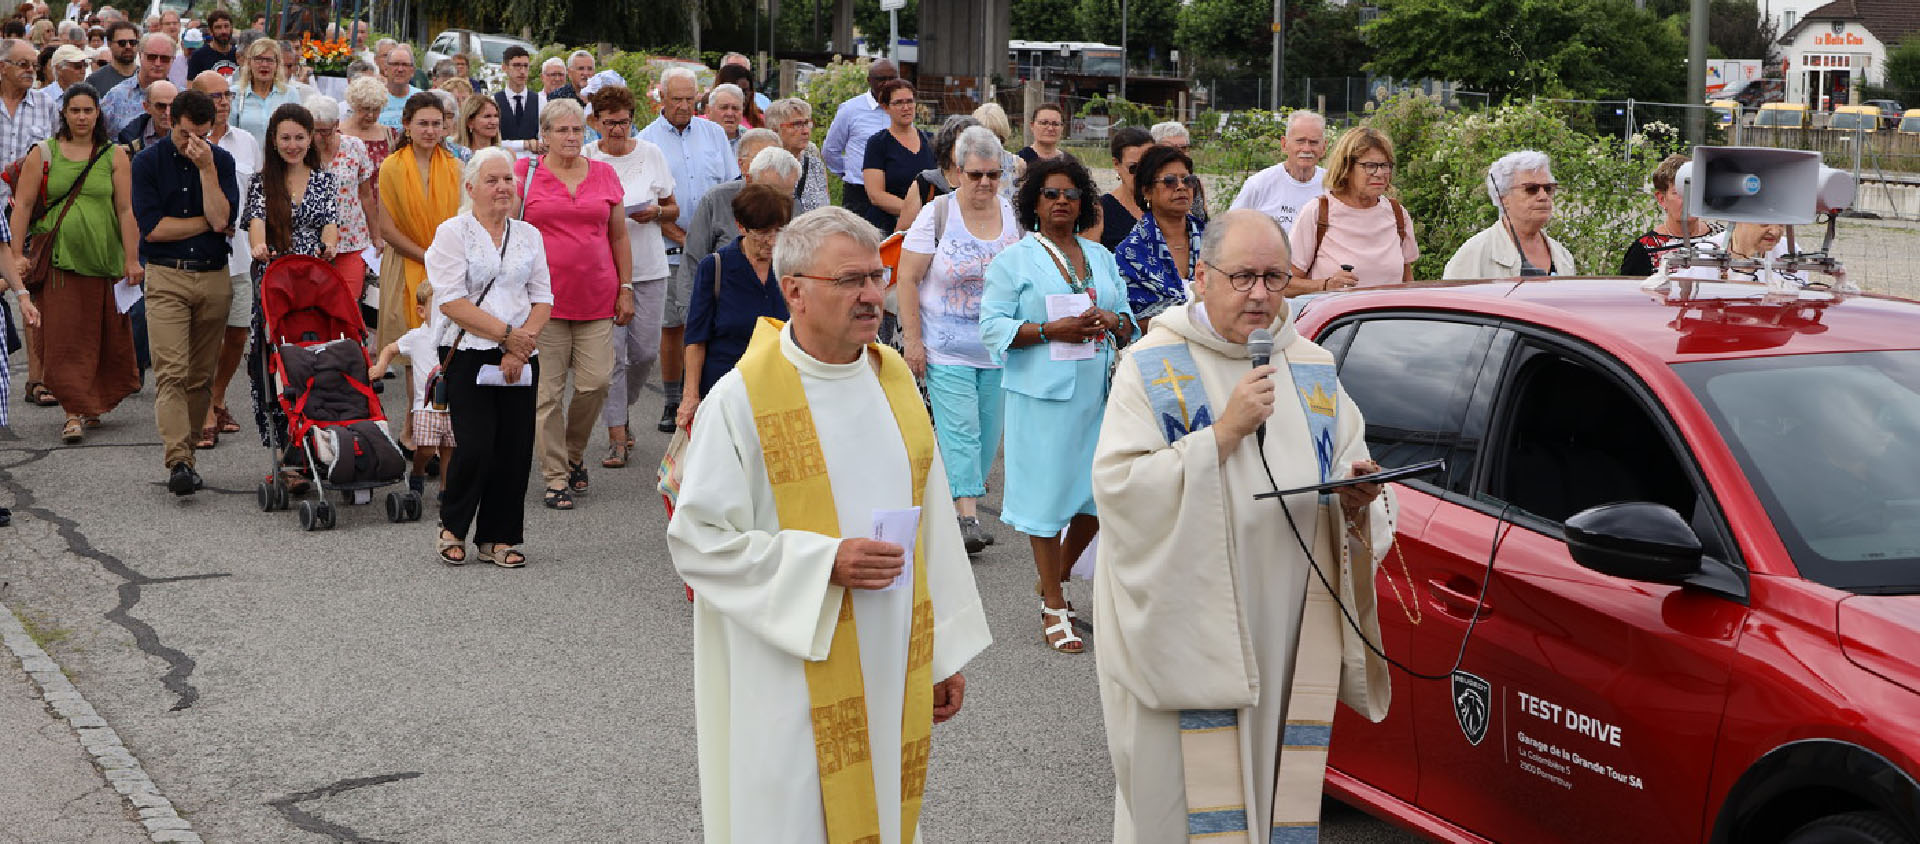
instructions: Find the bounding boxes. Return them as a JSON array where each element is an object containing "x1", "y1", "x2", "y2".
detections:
[{"x1": 253, "y1": 255, "x2": 423, "y2": 530}]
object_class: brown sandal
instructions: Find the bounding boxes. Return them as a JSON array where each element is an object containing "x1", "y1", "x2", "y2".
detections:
[
  {"x1": 195, "y1": 426, "x2": 218, "y2": 449},
  {"x1": 601, "y1": 441, "x2": 630, "y2": 469},
  {"x1": 26, "y1": 383, "x2": 56, "y2": 406},
  {"x1": 60, "y1": 417, "x2": 83, "y2": 444},
  {"x1": 215, "y1": 406, "x2": 242, "y2": 433}
]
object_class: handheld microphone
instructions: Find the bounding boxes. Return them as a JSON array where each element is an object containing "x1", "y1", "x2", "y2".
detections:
[{"x1": 1248, "y1": 328, "x2": 1273, "y2": 444}]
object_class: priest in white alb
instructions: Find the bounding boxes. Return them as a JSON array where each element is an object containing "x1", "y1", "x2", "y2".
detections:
[
  {"x1": 1091, "y1": 209, "x2": 1395, "y2": 843},
  {"x1": 666, "y1": 206, "x2": 992, "y2": 844}
]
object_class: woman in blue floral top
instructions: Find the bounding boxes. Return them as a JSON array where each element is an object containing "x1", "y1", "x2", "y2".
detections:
[{"x1": 1114, "y1": 144, "x2": 1205, "y2": 326}]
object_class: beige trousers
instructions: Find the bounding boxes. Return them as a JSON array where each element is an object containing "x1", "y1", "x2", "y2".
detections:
[
  {"x1": 535, "y1": 317, "x2": 614, "y2": 487},
  {"x1": 145, "y1": 264, "x2": 234, "y2": 468}
]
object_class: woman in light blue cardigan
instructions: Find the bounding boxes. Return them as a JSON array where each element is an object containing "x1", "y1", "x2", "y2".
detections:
[{"x1": 980, "y1": 157, "x2": 1135, "y2": 654}]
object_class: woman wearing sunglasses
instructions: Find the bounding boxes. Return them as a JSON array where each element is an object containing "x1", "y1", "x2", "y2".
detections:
[
  {"x1": 1443, "y1": 149, "x2": 1576, "y2": 279},
  {"x1": 1288, "y1": 126, "x2": 1419, "y2": 290},
  {"x1": 1115, "y1": 143, "x2": 1205, "y2": 324},
  {"x1": 980, "y1": 156, "x2": 1135, "y2": 654}
]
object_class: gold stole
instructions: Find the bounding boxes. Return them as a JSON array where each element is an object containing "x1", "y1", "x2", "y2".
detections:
[{"x1": 735, "y1": 318, "x2": 936, "y2": 844}]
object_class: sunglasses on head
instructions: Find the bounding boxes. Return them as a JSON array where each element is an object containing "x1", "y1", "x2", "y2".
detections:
[{"x1": 1039, "y1": 187, "x2": 1083, "y2": 201}]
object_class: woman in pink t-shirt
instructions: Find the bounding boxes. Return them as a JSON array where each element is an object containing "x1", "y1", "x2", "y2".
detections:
[
  {"x1": 516, "y1": 98, "x2": 634, "y2": 511},
  {"x1": 1287, "y1": 127, "x2": 1420, "y2": 290}
]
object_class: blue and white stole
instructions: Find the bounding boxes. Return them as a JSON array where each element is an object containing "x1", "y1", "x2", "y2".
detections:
[{"x1": 1132, "y1": 338, "x2": 1347, "y2": 844}]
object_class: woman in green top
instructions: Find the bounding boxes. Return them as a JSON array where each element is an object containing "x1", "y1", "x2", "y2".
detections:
[{"x1": 7, "y1": 83, "x2": 142, "y2": 445}]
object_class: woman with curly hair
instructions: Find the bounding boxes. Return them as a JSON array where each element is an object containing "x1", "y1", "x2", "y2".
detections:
[{"x1": 979, "y1": 156, "x2": 1134, "y2": 654}]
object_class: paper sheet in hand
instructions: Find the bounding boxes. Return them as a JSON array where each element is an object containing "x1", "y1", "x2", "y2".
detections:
[
  {"x1": 625, "y1": 200, "x2": 655, "y2": 216},
  {"x1": 870, "y1": 506, "x2": 922, "y2": 592},
  {"x1": 1045, "y1": 292, "x2": 1094, "y2": 361},
  {"x1": 113, "y1": 279, "x2": 142, "y2": 314},
  {"x1": 474, "y1": 364, "x2": 533, "y2": 387}
]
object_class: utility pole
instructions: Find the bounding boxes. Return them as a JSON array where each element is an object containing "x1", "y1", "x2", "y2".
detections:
[
  {"x1": 1271, "y1": 0, "x2": 1283, "y2": 111},
  {"x1": 1686, "y1": 0, "x2": 1707, "y2": 143},
  {"x1": 1120, "y1": 0, "x2": 1128, "y2": 101},
  {"x1": 882, "y1": 0, "x2": 903, "y2": 60}
]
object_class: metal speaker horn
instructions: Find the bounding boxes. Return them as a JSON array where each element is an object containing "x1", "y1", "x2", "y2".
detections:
[{"x1": 1678, "y1": 146, "x2": 1822, "y2": 225}]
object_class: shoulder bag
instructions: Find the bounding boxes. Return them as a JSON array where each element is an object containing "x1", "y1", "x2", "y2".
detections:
[
  {"x1": 425, "y1": 220, "x2": 514, "y2": 410},
  {"x1": 22, "y1": 142, "x2": 110, "y2": 294}
]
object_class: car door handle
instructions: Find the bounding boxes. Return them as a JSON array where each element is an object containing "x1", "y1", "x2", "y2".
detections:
[{"x1": 1425, "y1": 576, "x2": 1493, "y2": 621}]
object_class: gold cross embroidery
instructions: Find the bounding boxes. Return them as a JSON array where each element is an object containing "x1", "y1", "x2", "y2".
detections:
[{"x1": 1150, "y1": 357, "x2": 1197, "y2": 428}]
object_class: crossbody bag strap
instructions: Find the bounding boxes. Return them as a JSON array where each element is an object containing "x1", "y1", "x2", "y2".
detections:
[
  {"x1": 34, "y1": 141, "x2": 107, "y2": 231},
  {"x1": 437, "y1": 221, "x2": 514, "y2": 367},
  {"x1": 1310, "y1": 194, "x2": 1331, "y2": 272}
]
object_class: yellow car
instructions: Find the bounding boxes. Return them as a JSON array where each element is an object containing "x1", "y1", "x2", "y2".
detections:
[
  {"x1": 1900, "y1": 109, "x2": 1920, "y2": 134},
  {"x1": 1829, "y1": 105, "x2": 1881, "y2": 132},
  {"x1": 1753, "y1": 102, "x2": 1808, "y2": 129},
  {"x1": 1709, "y1": 100, "x2": 1738, "y2": 127}
]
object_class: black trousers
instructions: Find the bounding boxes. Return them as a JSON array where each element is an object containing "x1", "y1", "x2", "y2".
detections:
[{"x1": 441, "y1": 347, "x2": 539, "y2": 546}]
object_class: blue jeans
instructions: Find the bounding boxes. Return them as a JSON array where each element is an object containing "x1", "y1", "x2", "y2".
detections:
[{"x1": 925, "y1": 364, "x2": 1004, "y2": 500}]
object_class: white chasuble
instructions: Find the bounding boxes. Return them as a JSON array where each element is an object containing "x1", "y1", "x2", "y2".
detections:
[
  {"x1": 667, "y1": 324, "x2": 992, "y2": 844},
  {"x1": 1091, "y1": 301, "x2": 1395, "y2": 844}
]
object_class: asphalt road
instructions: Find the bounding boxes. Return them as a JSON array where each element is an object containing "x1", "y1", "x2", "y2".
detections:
[{"x1": 0, "y1": 371, "x2": 1425, "y2": 844}]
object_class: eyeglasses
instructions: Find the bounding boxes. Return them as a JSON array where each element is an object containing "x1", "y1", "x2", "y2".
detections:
[
  {"x1": 781, "y1": 119, "x2": 813, "y2": 129},
  {"x1": 1152, "y1": 174, "x2": 1200, "y2": 190},
  {"x1": 1039, "y1": 187, "x2": 1083, "y2": 201},
  {"x1": 111, "y1": 38, "x2": 136, "y2": 47},
  {"x1": 0, "y1": 59, "x2": 31, "y2": 70},
  {"x1": 792, "y1": 268, "x2": 894, "y2": 290},
  {"x1": 743, "y1": 226, "x2": 784, "y2": 240},
  {"x1": 1033, "y1": 120, "x2": 1063, "y2": 128},
  {"x1": 962, "y1": 169, "x2": 1001, "y2": 182},
  {"x1": 142, "y1": 52, "x2": 172, "y2": 63},
  {"x1": 599, "y1": 118, "x2": 632, "y2": 129},
  {"x1": 887, "y1": 98, "x2": 914, "y2": 107},
  {"x1": 1356, "y1": 161, "x2": 1394, "y2": 174},
  {"x1": 204, "y1": 91, "x2": 232, "y2": 100},
  {"x1": 546, "y1": 125, "x2": 584, "y2": 135},
  {"x1": 1210, "y1": 266, "x2": 1292, "y2": 293},
  {"x1": 1516, "y1": 182, "x2": 1560, "y2": 197}
]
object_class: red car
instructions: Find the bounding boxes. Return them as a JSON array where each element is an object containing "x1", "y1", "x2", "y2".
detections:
[{"x1": 1292, "y1": 279, "x2": 1920, "y2": 844}]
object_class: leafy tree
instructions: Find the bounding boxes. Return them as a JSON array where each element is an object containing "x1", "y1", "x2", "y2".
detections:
[
  {"x1": 1073, "y1": 0, "x2": 1180, "y2": 69},
  {"x1": 1286, "y1": 0, "x2": 1370, "y2": 80},
  {"x1": 1012, "y1": 0, "x2": 1083, "y2": 42},
  {"x1": 1887, "y1": 38, "x2": 1920, "y2": 96},
  {"x1": 1705, "y1": 0, "x2": 1777, "y2": 63},
  {"x1": 1364, "y1": 0, "x2": 1686, "y2": 102},
  {"x1": 1176, "y1": 0, "x2": 1271, "y2": 73}
]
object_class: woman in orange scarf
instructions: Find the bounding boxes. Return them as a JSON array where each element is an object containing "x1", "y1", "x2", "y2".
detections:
[{"x1": 376, "y1": 92, "x2": 461, "y2": 355}]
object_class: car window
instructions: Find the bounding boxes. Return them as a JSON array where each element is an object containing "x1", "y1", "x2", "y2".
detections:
[
  {"x1": 1485, "y1": 350, "x2": 1697, "y2": 525},
  {"x1": 1332, "y1": 318, "x2": 1500, "y2": 493},
  {"x1": 479, "y1": 39, "x2": 518, "y2": 64}
]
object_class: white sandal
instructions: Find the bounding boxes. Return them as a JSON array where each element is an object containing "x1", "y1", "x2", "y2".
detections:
[{"x1": 1041, "y1": 603, "x2": 1083, "y2": 654}]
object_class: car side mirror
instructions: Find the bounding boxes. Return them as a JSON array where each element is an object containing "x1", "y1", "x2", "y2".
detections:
[{"x1": 1563, "y1": 502, "x2": 1703, "y2": 585}]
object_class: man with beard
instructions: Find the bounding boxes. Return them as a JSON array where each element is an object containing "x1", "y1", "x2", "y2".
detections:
[{"x1": 185, "y1": 8, "x2": 235, "y2": 79}]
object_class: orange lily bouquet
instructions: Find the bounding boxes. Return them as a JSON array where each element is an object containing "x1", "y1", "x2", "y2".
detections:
[{"x1": 301, "y1": 36, "x2": 354, "y2": 74}]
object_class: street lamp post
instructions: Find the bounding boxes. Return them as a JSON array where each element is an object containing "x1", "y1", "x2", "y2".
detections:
[
  {"x1": 1120, "y1": 0, "x2": 1128, "y2": 102},
  {"x1": 1271, "y1": 0, "x2": 1283, "y2": 111}
]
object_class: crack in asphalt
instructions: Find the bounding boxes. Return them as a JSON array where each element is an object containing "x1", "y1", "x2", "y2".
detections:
[
  {"x1": 0, "y1": 446, "x2": 230, "y2": 711},
  {"x1": 268, "y1": 772, "x2": 423, "y2": 843}
]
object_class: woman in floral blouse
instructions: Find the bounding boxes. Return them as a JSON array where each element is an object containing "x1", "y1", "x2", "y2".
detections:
[
  {"x1": 305, "y1": 94, "x2": 377, "y2": 301},
  {"x1": 242, "y1": 103, "x2": 340, "y2": 482}
]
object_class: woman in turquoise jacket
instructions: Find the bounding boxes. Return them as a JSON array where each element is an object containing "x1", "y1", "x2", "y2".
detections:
[{"x1": 980, "y1": 156, "x2": 1135, "y2": 655}]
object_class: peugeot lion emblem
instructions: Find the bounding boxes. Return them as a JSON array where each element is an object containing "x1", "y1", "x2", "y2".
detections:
[{"x1": 1452, "y1": 671, "x2": 1492, "y2": 746}]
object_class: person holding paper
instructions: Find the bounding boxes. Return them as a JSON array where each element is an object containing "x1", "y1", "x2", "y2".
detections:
[
  {"x1": 1090, "y1": 209, "x2": 1394, "y2": 843},
  {"x1": 425, "y1": 147, "x2": 552, "y2": 568},
  {"x1": 979, "y1": 156, "x2": 1134, "y2": 654},
  {"x1": 667, "y1": 206, "x2": 990, "y2": 844}
]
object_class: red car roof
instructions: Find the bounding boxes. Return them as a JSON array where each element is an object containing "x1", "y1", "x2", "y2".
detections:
[{"x1": 1299, "y1": 278, "x2": 1920, "y2": 364}]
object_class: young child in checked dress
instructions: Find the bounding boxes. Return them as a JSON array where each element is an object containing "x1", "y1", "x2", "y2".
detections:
[{"x1": 370, "y1": 284, "x2": 455, "y2": 499}]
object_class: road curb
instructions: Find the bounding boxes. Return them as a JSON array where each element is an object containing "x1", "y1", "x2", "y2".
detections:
[{"x1": 0, "y1": 602, "x2": 202, "y2": 844}]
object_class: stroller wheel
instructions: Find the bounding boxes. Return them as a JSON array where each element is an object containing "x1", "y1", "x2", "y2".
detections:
[
  {"x1": 270, "y1": 477, "x2": 291, "y2": 511},
  {"x1": 404, "y1": 493, "x2": 424, "y2": 522},
  {"x1": 384, "y1": 492, "x2": 406, "y2": 523},
  {"x1": 316, "y1": 500, "x2": 337, "y2": 530},
  {"x1": 298, "y1": 500, "x2": 319, "y2": 531},
  {"x1": 256, "y1": 481, "x2": 275, "y2": 512}
]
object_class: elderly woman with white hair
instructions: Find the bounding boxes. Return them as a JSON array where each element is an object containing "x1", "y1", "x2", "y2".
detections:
[
  {"x1": 765, "y1": 96, "x2": 830, "y2": 213},
  {"x1": 896, "y1": 125, "x2": 1021, "y2": 553},
  {"x1": 426, "y1": 145, "x2": 554, "y2": 568},
  {"x1": 517, "y1": 96, "x2": 632, "y2": 511},
  {"x1": 306, "y1": 94, "x2": 379, "y2": 297},
  {"x1": 1442, "y1": 149, "x2": 1576, "y2": 279}
]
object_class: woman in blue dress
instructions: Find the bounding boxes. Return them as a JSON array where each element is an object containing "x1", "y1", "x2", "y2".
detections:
[{"x1": 980, "y1": 157, "x2": 1134, "y2": 654}]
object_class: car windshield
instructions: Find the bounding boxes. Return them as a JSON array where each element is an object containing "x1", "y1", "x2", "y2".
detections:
[
  {"x1": 1903, "y1": 116, "x2": 1920, "y2": 133},
  {"x1": 1756, "y1": 110, "x2": 1797, "y2": 126},
  {"x1": 1678, "y1": 351, "x2": 1920, "y2": 593},
  {"x1": 1831, "y1": 112, "x2": 1872, "y2": 129}
]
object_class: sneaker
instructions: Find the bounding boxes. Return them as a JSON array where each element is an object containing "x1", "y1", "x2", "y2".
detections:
[
  {"x1": 958, "y1": 516, "x2": 988, "y2": 554},
  {"x1": 167, "y1": 462, "x2": 201, "y2": 496},
  {"x1": 657, "y1": 402, "x2": 679, "y2": 434}
]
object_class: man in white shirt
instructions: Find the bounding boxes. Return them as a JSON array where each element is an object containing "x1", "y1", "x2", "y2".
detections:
[
  {"x1": 1229, "y1": 110, "x2": 1328, "y2": 235},
  {"x1": 491, "y1": 45, "x2": 544, "y2": 154},
  {"x1": 190, "y1": 70, "x2": 261, "y2": 449},
  {"x1": 156, "y1": 9, "x2": 187, "y2": 88}
]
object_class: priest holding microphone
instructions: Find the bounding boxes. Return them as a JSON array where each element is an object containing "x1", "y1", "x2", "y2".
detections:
[{"x1": 1091, "y1": 209, "x2": 1397, "y2": 843}]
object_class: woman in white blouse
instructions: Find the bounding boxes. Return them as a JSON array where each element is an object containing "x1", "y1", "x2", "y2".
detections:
[{"x1": 425, "y1": 146, "x2": 554, "y2": 568}]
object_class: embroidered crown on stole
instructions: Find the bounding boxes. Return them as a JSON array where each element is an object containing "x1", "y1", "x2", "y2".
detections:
[{"x1": 1300, "y1": 383, "x2": 1337, "y2": 418}]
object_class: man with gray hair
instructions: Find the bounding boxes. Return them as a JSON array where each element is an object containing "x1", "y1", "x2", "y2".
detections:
[
  {"x1": 667, "y1": 204, "x2": 989, "y2": 844},
  {"x1": 98, "y1": 29, "x2": 173, "y2": 136},
  {"x1": 375, "y1": 43, "x2": 420, "y2": 128},
  {"x1": 641, "y1": 65, "x2": 738, "y2": 432},
  {"x1": 677, "y1": 131, "x2": 796, "y2": 310},
  {"x1": 1093, "y1": 207, "x2": 1393, "y2": 844},
  {"x1": 703, "y1": 82, "x2": 745, "y2": 149},
  {"x1": 550, "y1": 49, "x2": 592, "y2": 102},
  {"x1": 1230, "y1": 109, "x2": 1327, "y2": 234}
]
